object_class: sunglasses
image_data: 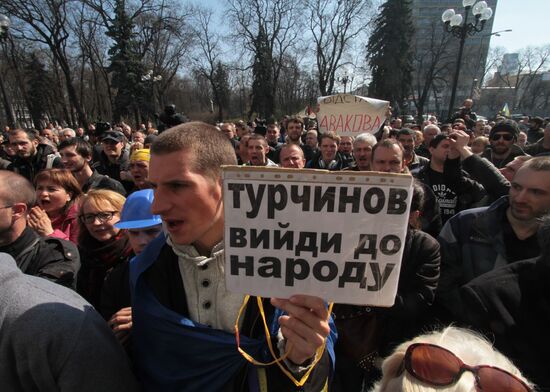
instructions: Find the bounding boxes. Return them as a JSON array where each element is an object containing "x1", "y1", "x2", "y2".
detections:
[
  {"x1": 491, "y1": 133, "x2": 514, "y2": 141},
  {"x1": 400, "y1": 343, "x2": 532, "y2": 392}
]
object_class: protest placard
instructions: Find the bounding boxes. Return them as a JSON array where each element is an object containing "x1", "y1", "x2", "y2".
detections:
[
  {"x1": 317, "y1": 94, "x2": 389, "y2": 136},
  {"x1": 223, "y1": 166, "x2": 413, "y2": 306}
]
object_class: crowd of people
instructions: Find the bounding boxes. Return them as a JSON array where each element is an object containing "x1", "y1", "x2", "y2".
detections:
[{"x1": 0, "y1": 98, "x2": 549, "y2": 391}]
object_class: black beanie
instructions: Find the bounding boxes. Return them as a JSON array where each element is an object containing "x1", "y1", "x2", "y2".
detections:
[{"x1": 490, "y1": 119, "x2": 519, "y2": 140}]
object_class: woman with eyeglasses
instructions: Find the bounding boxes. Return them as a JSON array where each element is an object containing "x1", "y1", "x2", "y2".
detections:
[
  {"x1": 76, "y1": 189, "x2": 132, "y2": 309},
  {"x1": 28, "y1": 169, "x2": 82, "y2": 244}
]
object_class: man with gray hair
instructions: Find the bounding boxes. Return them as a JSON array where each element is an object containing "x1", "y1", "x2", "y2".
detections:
[
  {"x1": 416, "y1": 124, "x2": 441, "y2": 159},
  {"x1": 345, "y1": 132, "x2": 377, "y2": 171},
  {"x1": 59, "y1": 128, "x2": 76, "y2": 143}
]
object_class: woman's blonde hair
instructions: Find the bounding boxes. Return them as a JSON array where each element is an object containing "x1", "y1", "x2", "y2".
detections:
[
  {"x1": 371, "y1": 326, "x2": 534, "y2": 392},
  {"x1": 78, "y1": 189, "x2": 126, "y2": 244}
]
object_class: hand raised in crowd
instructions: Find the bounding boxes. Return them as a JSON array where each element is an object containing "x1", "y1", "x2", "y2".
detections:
[
  {"x1": 28, "y1": 206, "x2": 54, "y2": 236},
  {"x1": 448, "y1": 129, "x2": 473, "y2": 160},
  {"x1": 271, "y1": 295, "x2": 331, "y2": 366},
  {"x1": 108, "y1": 307, "x2": 133, "y2": 345}
]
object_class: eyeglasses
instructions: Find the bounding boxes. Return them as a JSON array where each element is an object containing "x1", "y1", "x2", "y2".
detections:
[
  {"x1": 491, "y1": 133, "x2": 514, "y2": 141},
  {"x1": 80, "y1": 211, "x2": 118, "y2": 224},
  {"x1": 400, "y1": 343, "x2": 532, "y2": 392}
]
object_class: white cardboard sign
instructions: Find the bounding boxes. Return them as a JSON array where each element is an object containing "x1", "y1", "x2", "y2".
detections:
[
  {"x1": 223, "y1": 166, "x2": 413, "y2": 306},
  {"x1": 317, "y1": 94, "x2": 389, "y2": 136}
]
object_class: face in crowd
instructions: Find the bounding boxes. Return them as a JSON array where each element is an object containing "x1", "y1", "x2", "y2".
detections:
[
  {"x1": 339, "y1": 136, "x2": 353, "y2": 154},
  {"x1": 320, "y1": 136, "x2": 338, "y2": 162},
  {"x1": 371, "y1": 143, "x2": 404, "y2": 174},
  {"x1": 247, "y1": 138, "x2": 269, "y2": 166},
  {"x1": 9, "y1": 131, "x2": 38, "y2": 159},
  {"x1": 279, "y1": 145, "x2": 306, "y2": 169},
  {"x1": 286, "y1": 121, "x2": 303, "y2": 143},
  {"x1": 36, "y1": 181, "x2": 71, "y2": 217},
  {"x1": 60, "y1": 145, "x2": 89, "y2": 172},
  {"x1": 508, "y1": 163, "x2": 550, "y2": 222},
  {"x1": 353, "y1": 141, "x2": 374, "y2": 171},
  {"x1": 80, "y1": 199, "x2": 121, "y2": 242},
  {"x1": 266, "y1": 125, "x2": 280, "y2": 145},
  {"x1": 149, "y1": 149, "x2": 223, "y2": 252},
  {"x1": 490, "y1": 132, "x2": 515, "y2": 155}
]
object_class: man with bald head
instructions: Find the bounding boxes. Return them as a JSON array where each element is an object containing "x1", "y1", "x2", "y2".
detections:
[{"x1": 0, "y1": 171, "x2": 79, "y2": 288}]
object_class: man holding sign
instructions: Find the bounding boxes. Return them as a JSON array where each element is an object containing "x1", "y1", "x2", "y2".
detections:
[{"x1": 130, "y1": 122, "x2": 333, "y2": 392}]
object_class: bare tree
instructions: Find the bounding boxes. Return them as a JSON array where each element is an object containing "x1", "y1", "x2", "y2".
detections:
[
  {"x1": 1, "y1": 0, "x2": 89, "y2": 127},
  {"x1": 410, "y1": 21, "x2": 454, "y2": 122},
  {"x1": 227, "y1": 0, "x2": 298, "y2": 118},
  {"x1": 305, "y1": 0, "x2": 373, "y2": 96}
]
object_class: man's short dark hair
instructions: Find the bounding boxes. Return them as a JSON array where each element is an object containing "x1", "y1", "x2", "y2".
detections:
[
  {"x1": 319, "y1": 131, "x2": 341, "y2": 145},
  {"x1": 371, "y1": 139, "x2": 404, "y2": 161},
  {"x1": 397, "y1": 128, "x2": 416, "y2": 140},
  {"x1": 287, "y1": 117, "x2": 304, "y2": 128},
  {"x1": 151, "y1": 121, "x2": 237, "y2": 181},
  {"x1": 58, "y1": 137, "x2": 93, "y2": 159},
  {"x1": 9, "y1": 128, "x2": 38, "y2": 141},
  {"x1": 429, "y1": 134, "x2": 450, "y2": 148},
  {"x1": 0, "y1": 171, "x2": 36, "y2": 209}
]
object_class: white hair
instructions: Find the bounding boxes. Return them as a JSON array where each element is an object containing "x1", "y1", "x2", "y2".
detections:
[
  {"x1": 62, "y1": 128, "x2": 76, "y2": 137},
  {"x1": 371, "y1": 327, "x2": 533, "y2": 392},
  {"x1": 423, "y1": 124, "x2": 441, "y2": 135},
  {"x1": 354, "y1": 132, "x2": 377, "y2": 147}
]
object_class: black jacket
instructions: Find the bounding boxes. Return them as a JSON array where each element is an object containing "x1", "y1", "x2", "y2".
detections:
[
  {"x1": 7, "y1": 144, "x2": 62, "y2": 182},
  {"x1": 92, "y1": 150, "x2": 133, "y2": 191},
  {"x1": 82, "y1": 170, "x2": 127, "y2": 196},
  {"x1": 460, "y1": 259, "x2": 550, "y2": 389},
  {"x1": 0, "y1": 227, "x2": 80, "y2": 289},
  {"x1": 480, "y1": 144, "x2": 526, "y2": 169}
]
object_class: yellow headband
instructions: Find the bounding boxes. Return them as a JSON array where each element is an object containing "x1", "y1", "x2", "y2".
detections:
[{"x1": 130, "y1": 148, "x2": 150, "y2": 162}]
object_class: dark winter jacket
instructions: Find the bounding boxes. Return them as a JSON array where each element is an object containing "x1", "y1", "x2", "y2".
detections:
[
  {"x1": 0, "y1": 227, "x2": 80, "y2": 289},
  {"x1": 436, "y1": 196, "x2": 540, "y2": 321},
  {"x1": 460, "y1": 258, "x2": 550, "y2": 389},
  {"x1": 480, "y1": 144, "x2": 526, "y2": 169},
  {"x1": 7, "y1": 144, "x2": 62, "y2": 182}
]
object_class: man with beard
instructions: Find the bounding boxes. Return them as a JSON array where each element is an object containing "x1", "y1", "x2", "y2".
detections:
[
  {"x1": 436, "y1": 156, "x2": 550, "y2": 321},
  {"x1": 7, "y1": 129, "x2": 62, "y2": 182},
  {"x1": 286, "y1": 117, "x2": 315, "y2": 162},
  {"x1": 481, "y1": 120, "x2": 526, "y2": 169},
  {"x1": 58, "y1": 138, "x2": 126, "y2": 195}
]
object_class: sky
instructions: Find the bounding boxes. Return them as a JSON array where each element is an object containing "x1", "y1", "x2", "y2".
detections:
[{"x1": 490, "y1": 0, "x2": 548, "y2": 52}]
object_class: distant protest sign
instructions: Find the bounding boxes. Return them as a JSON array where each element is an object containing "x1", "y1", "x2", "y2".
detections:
[
  {"x1": 223, "y1": 166, "x2": 413, "y2": 306},
  {"x1": 317, "y1": 94, "x2": 389, "y2": 136}
]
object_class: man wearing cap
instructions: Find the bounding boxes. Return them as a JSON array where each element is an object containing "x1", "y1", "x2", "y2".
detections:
[
  {"x1": 128, "y1": 149, "x2": 152, "y2": 193},
  {"x1": 93, "y1": 130, "x2": 133, "y2": 191},
  {"x1": 58, "y1": 138, "x2": 126, "y2": 196},
  {"x1": 481, "y1": 119, "x2": 526, "y2": 169}
]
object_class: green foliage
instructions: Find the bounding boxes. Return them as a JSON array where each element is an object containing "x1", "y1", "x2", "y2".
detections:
[
  {"x1": 367, "y1": 0, "x2": 414, "y2": 112},
  {"x1": 106, "y1": 0, "x2": 146, "y2": 122},
  {"x1": 250, "y1": 25, "x2": 275, "y2": 119},
  {"x1": 25, "y1": 53, "x2": 52, "y2": 128}
]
